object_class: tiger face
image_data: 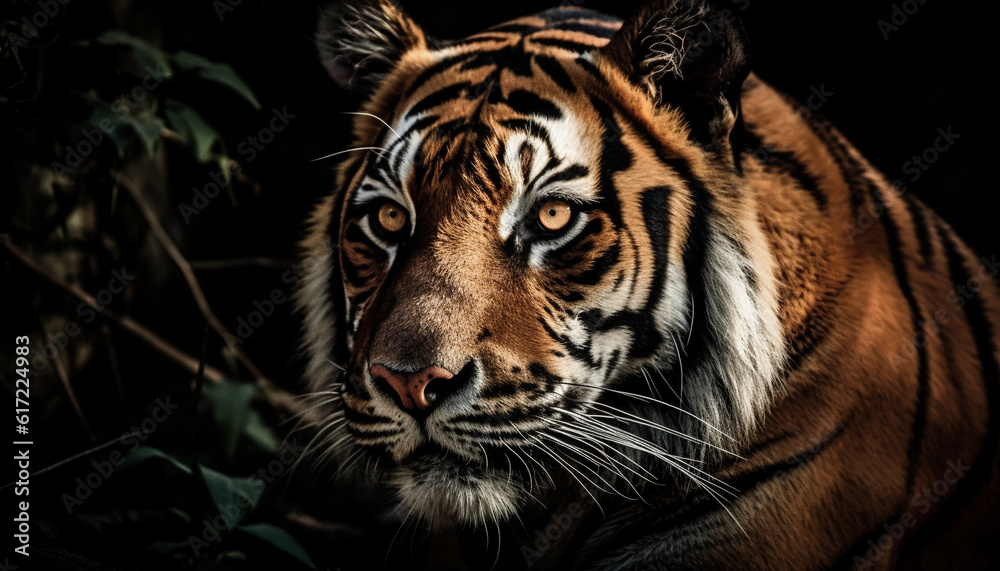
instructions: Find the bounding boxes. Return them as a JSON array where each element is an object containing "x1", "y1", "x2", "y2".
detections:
[{"x1": 301, "y1": 0, "x2": 787, "y2": 529}]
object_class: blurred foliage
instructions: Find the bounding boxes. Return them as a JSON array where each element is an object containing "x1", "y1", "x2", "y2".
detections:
[
  {"x1": 116, "y1": 392, "x2": 315, "y2": 569},
  {"x1": 52, "y1": 29, "x2": 260, "y2": 178},
  {"x1": 1, "y1": 2, "x2": 340, "y2": 568}
]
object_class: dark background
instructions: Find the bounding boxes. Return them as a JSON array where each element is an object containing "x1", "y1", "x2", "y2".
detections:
[{"x1": 0, "y1": 0, "x2": 992, "y2": 569}]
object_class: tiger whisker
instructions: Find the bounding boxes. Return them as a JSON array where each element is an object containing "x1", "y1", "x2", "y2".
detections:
[
  {"x1": 286, "y1": 413, "x2": 347, "y2": 482},
  {"x1": 490, "y1": 516, "x2": 503, "y2": 571},
  {"x1": 527, "y1": 433, "x2": 606, "y2": 514},
  {"x1": 559, "y1": 400, "x2": 740, "y2": 457},
  {"x1": 671, "y1": 332, "x2": 686, "y2": 415},
  {"x1": 500, "y1": 443, "x2": 547, "y2": 509},
  {"x1": 560, "y1": 411, "x2": 739, "y2": 497},
  {"x1": 685, "y1": 290, "x2": 695, "y2": 349},
  {"x1": 310, "y1": 146, "x2": 387, "y2": 162},
  {"x1": 652, "y1": 361, "x2": 683, "y2": 404},
  {"x1": 308, "y1": 424, "x2": 352, "y2": 470},
  {"x1": 555, "y1": 410, "x2": 695, "y2": 469},
  {"x1": 324, "y1": 357, "x2": 348, "y2": 372},
  {"x1": 330, "y1": 444, "x2": 365, "y2": 479},
  {"x1": 278, "y1": 396, "x2": 343, "y2": 429},
  {"x1": 640, "y1": 366, "x2": 664, "y2": 401},
  {"x1": 552, "y1": 379, "x2": 735, "y2": 441},
  {"x1": 387, "y1": 502, "x2": 419, "y2": 569},
  {"x1": 543, "y1": 421, "x2": 655, "y2": 501},
  {"x1": 517, "y1": 422, "x2": 602, "y2": 494},
  {"x1": 541, "y1": 429, "x2": 637, "y2": 499},
  {"x1": 342, "y1": 111, "x2": 401, "y2": 140},
  {"x1": 545, "y1": 417, "x2": 658, "y2": 480},
  {"x1": 505, "y1": 423, "x2": 556, "y2": 490},
  {"x1": 546, "y1": 417, "x2": 659, "y2": 482},
  {"x1": 478, "y1": 442, "x2": 490, "y2": 472}
]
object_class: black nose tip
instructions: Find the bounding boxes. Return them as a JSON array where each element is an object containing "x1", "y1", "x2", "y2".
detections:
[{"x1": 371, "y1": 360, "x2": 476, "y2": 417}]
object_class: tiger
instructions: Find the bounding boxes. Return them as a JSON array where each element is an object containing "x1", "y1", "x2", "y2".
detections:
[{"x1": 296, "y1": 0, "x2": 1000, "y2": 568}]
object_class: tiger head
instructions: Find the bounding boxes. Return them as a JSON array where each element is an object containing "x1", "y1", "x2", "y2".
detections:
[{"x1": 300, "y1": 0, "x2": 787, "y2": 529}]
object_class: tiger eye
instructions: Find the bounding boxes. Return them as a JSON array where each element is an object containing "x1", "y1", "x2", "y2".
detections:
[
  {"x1": 377, "y1": 203, "x2": 407, "y2": 234},
  {"x1": 538, "y1": 200, "x2": 572, "y2": 232}
]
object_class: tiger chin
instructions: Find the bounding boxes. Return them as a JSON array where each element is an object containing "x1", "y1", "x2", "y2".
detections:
[{"x1": 297, "y1": 0, "x2": 1000, "y2": 568}]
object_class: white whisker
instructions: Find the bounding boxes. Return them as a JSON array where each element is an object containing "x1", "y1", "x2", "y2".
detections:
[
  {"x1": 311, "y1": 146, "x2": 387, "y2": 162},
  {"x1": 324, "y1": 357, "x2": 347, "y2": 372},
  {"x1": 343, "y1": 111, "x2": 401, "y2": 140}
]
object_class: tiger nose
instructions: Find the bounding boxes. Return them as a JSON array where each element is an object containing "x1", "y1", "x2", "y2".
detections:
[{"x1": 370, "y1": 364, "x2": 457, "y2": 411}]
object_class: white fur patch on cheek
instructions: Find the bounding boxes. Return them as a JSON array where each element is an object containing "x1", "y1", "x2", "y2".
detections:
[{"x1": 590, "y1": 328, "x2": 633, "y2": 373}]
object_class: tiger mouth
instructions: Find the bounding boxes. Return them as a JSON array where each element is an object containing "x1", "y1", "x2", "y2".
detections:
[
  {"x1": 400, "y1": 442, "x2": 502, "y2": 475},
  {"x1": 389, "y1": 443, "x2": 525, "y2": 528},
  {"x1": 400, "y1": 444, "x2": 486, "y2": 479},
  {"x1": 405, "y1": 442, "x2": 463, "y2": 464}
]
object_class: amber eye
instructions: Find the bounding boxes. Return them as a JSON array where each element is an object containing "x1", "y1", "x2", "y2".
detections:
[
  {"x1": 537, "y1": 200, "x2": 572, "y2": 232},
  {"x1": 374, "y1": 202, "x2": 408, "y2": 236}
]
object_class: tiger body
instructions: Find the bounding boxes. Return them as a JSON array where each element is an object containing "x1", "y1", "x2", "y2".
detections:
[{"x1": 299, "y1": 1, "x2": 1000, "y2": 569}]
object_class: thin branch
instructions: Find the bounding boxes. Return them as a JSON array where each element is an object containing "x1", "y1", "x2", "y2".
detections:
[
  {"x1": 115, "y1": 173, "x2": 270, "y2": 383},
  {"x1": 52, "y1": 351, "x2": 95, "y2": 443},
  {"x1": 100, "y1": 323, "x2": 129, "y2": 414},
  {"x1": 2, "y1": 238, "x2": 226, "y2": 383},
  {"x1": 113, "y1": 175, "x2": 304, "y2": 418},
  {"x1": 0, "y1": 430, "x2": 147, "y2": 489}
]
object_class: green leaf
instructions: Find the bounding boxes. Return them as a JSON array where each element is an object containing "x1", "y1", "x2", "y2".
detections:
[
  {"x1": 82, "y1": 97, "x2": 131, "y2": 157},
  {"x1": 242, "y1": 409, "x2": 281, "y2": 454},
  {"x1": 164, "y1": 99, "x2": 219, "y2": 163},
  {"x1": 96, "y1": 30, "x2": 172, "y2": 79},
  {"x1": 201, "y1": 379, "x2": 257, "y2": 459},
  {"x1": 172, "y1": 50, "x2": 260, "y2": 110},
  {"x1": 238, "y1": 523, "x2": 316, "y2": 569},
  {"x1": 215, "y1": 155, "x2": 233, "y2": 186},
  {"x1": 168, "y1": 507, "x2": 192, "y2": 523},
  {"x1": 119, "y1": 446, "x2": 192, "y2": 475},
  {"x1": 218, "y1": 550, "x2": 248, "y2": 561},
  {"x1": 171, "y1": 50, "x2": 214, "y2": 72},
  {"x1": 197, "y1": 65, "x2": 261, "y2": 110},
  {"x1": 197, "y1": 464, "x2": 263, "y2": 528},
  {"x1": 127, "y1": 114, "x2": 163, "y2": 155},
  {"x1": 148, "y1": 540, "x2": 190, "y2": 557}
]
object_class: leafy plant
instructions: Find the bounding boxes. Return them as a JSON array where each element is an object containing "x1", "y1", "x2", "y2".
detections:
[
  {"x1": 118, "y1": 441, "x2": 314, "y2": 569},
  {"x1": 50, "y1": 29, "x2": 261, "y2": 176}
]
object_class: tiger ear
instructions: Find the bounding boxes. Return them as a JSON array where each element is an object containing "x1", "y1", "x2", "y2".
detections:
[
  {"x1": 316, "y1": 0, "x2": 427, "y2": 94},
  {"x1": 600, "y1": 0, "x2": 750, "y2": 151}
]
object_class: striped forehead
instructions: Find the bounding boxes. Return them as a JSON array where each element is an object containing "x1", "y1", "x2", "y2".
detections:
[{"x1": 350, "y1": 79, "x2": 599, "y2": 222}]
